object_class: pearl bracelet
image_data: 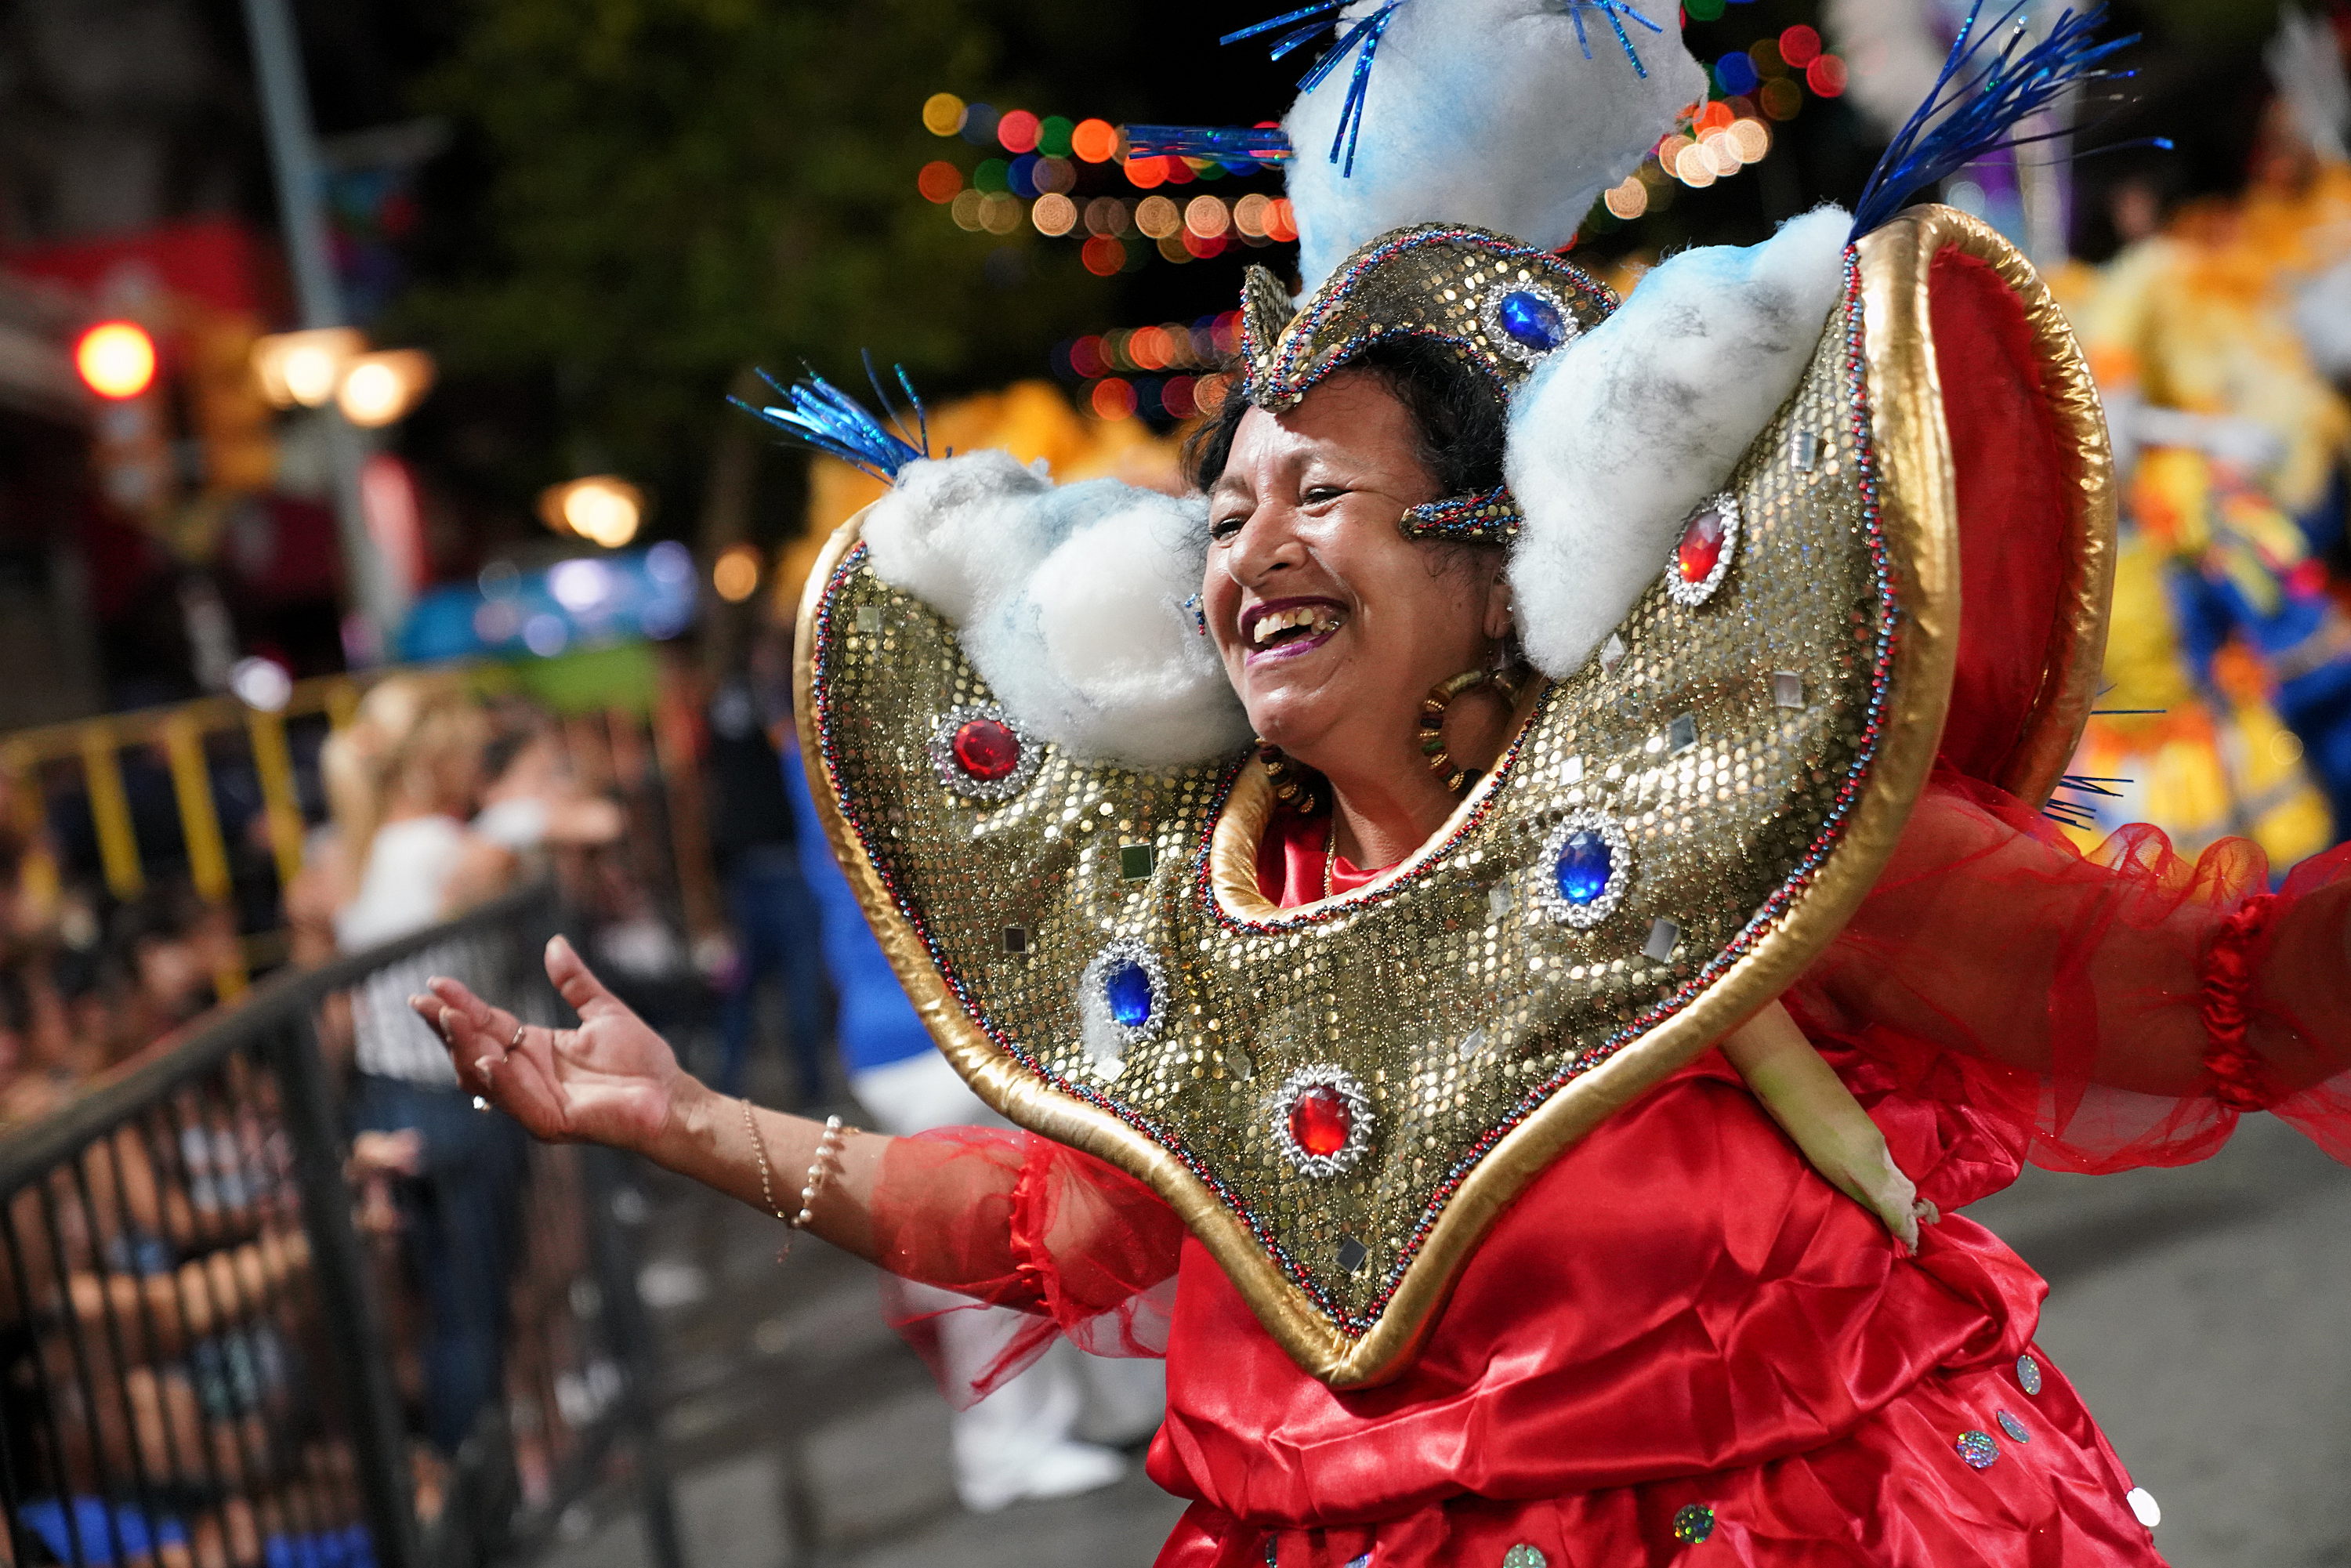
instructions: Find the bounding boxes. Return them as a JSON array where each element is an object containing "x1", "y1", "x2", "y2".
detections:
[
  {"x1": 792, "y1": 1114, "x2": 852, "y2": 1229},
  {"x1": 744, "y1": 1099, "x2": 857, "y2": 1248}
]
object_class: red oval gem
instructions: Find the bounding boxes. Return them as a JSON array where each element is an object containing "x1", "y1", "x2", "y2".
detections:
[
  {"x1": 1675, "y1": 507, "x2": 1726, "y2": 585},
  {"x1": 951, "y1": 717, "x2": 1023, "y2": 780},
  {"x1": 1288, "y1": 1085, "x2": 1352, "y2": 1158}
]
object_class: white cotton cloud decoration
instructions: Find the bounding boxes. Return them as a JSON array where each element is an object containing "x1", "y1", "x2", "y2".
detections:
[
  {"x1": 1281, "y1": 0, "x2": 1706, "y2": 291},
  {"x1": 861, "y1": 452, "x2": 1252, "y2": 767},
  {"x1": 1505, "y1": 205, "x2": 1852, "y2": 679}
]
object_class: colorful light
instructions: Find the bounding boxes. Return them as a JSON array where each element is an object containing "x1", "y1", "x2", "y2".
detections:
[
  {"x1": 922, "y1": 92, "x2": 965, "y2": 136},
  {"x1": 252, "y1": 326, "x2": 364, "y2": 408},
  {"x1": 1091, "y1": 378, "x2": 1137, "y2": 420},
  {"x1": 1032, "y1": 193, "x2": 1078, "y2": 237},
  {"x1": 1805, "y1": 55, "x2": 1848, "y2": 97},
  {"x1": 1603, "y1": 176, "x2": 1650, "y2": 220},
  {"x1": 1262, "y1": 197, "x2": 1299, "y2": 243},
  {"x1": 979, "y1": 192, "x2": 1023, "y2": 234},
  {"x1": 712, "y1": 544, "x2": 761, "y2": 603},
  {"x1": 74, "y1": 321, "x2": 158, "y2": 400},
  {"x1": 961, "y1": 103, "x2": 999, "y2": 146},
  {"x1": 1038, "y1": 115, "x2": 1074, "y2": 158},
  {"x1": 540, "y1": 476, "x2": 645, "y2": 549},
  {"x1": 1714, "y1": 51, "x2": 1759, "y2": 96},
  {"x1": 1071, "y1": 118, "x2": 1120, "y2": 163},
  {"x1": 1185, "y1": 194, "x2": 1230, "y2": 239},
  {"x1": 1233, "y1": 192, "x2": 1273, "y2": 238},
  {"x1": 1126, "y1": 154, "x2": 1170, "y2": 190},
  {"x1": 1134, "y1": 195, "x2": 1181, "y2": 240},
  {"x1": 1084, "y1": 196, "x2": 1131, "y2": 235},
  {"x1": 918, "y1": 160, "x2": 962, "y2": 202},
  {"x1": 1780, "y1": 25, "x2": 1820, "y2": 67},
  {"x1": 1759, "y1": 77, "x2": 1802, "y2": 120},
  {"x1": 336, "y1": 349, "x2": 434, "y2": 427},
  {"x1": 998, "y1": 109, "x2": 1041, "y2": 154}
]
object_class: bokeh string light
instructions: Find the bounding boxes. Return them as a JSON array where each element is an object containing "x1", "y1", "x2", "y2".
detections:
[
  {"x1": 1585, "y1": 22, "x2": 1846, "y2": 222},
  {"x1": 920, "y1": 20, "x2": 1840, "y2": 273},
  {"x1": 918, "y1": 92, "x2": 1293, "y2": 270},
  {"x1": 1050, "y1": 313, "x2": 1247, "y2": 422}
]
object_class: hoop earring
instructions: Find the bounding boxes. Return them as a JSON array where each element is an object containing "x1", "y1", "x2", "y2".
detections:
[
  {"x1": 1418, "y1": 668, "x2": 1518, "y2": 794},
  {"x1": 1256, "y1": 741, "x2": 1320, "y2": 814}
]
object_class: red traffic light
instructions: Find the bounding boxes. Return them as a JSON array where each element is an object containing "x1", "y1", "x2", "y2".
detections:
[{"x1": 75, "y1": 321, "x2": 158, "y2": 400}]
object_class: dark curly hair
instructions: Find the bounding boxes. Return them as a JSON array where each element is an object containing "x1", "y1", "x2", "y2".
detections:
[{"x1": 1182, "y1": 337, "x2": 1511, "y2": 506}]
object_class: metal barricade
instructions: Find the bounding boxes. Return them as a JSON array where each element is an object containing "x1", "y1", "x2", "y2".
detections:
[{"x1": 0, "y1": 886, "x2": 683, "y2": 1568}]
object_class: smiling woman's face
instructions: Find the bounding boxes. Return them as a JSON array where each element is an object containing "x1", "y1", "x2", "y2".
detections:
[{"x1": 1204, "y1": 371, "x2": 1509, "y2": 779}]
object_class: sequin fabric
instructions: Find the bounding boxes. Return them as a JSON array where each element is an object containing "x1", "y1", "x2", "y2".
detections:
[
  {"x1": 807, "y1": 266, "x2": 1892, "y2": 1341},
  {"x1": 1240, "y1": 226, "x2": 1618, "y2": 411}
]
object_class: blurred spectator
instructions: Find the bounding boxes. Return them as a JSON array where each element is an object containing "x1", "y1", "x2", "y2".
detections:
[
  {"x1": 322, "y1": 675, "x2": 527, "y2": 1460},
  {"x1": 707, "y1": 636, "x2": 830, "y2": 1103},
  {"x1": 474, "y1": 710, "x2": 626, "y2": 864}
]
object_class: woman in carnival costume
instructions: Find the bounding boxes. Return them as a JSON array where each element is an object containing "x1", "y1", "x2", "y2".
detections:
[{"x1": 417, "y1": 4, "x2": 2351, "y2": 1562}]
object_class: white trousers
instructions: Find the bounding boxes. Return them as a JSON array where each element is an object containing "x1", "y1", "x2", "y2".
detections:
[{"x1": 848, "y1": 1051, "x2": 1165, "y2": 1493}]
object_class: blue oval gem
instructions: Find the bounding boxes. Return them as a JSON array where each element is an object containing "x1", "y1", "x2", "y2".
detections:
[
  {"x1": 1554, "y1": 830, "x2": 1613, "y2": 905},
  {"x1": 1496, "y1": 290, "x2": 1567, "y2": 352},
  {"x1": 1105, "y1": 960, "x2": 1154, "y2": 1027}
]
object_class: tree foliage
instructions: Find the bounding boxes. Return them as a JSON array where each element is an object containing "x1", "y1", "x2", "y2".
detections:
[{"x1": 396, "y1": 0, "x2": 1115, "y2": 496}]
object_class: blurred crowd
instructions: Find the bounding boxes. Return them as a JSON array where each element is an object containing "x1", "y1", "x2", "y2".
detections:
[{"x1": 0, "y1": 833, "x2": 244, "y2": 1130}]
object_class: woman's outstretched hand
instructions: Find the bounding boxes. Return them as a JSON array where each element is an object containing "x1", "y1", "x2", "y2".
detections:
[{"x1": 410, "y1": 935, "x2": 700, "y2": 1153}]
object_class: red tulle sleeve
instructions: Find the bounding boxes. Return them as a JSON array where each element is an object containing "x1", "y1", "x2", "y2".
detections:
[
  {"x1": 866, "y1": 1124, "x2": 1186, "y2": 1400},
  {"x1": 1789, "y1": 770, "x2": 2351, "y2": 1172}
]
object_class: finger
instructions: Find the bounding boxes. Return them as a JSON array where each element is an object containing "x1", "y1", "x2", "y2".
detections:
[
  {"x1": 443, "y1": 1009, "x2": 506, "y2": 1094},
  {"x1": 426, "y1": 976, "x2": 525, "y2": 1055},
  {"x1": 545, "y1": 935, "x2": 625, "y2": 1019},
  {"x1": 455, "y1": 1012, "x2": 571, "y2": 1138},
  {"x1": 421, "y1": 975, "x2": 497, "y2": 1033}
]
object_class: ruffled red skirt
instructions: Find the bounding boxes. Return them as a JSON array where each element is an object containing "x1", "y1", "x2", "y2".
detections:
[{"x1": 864, "y1": 779, "x2": 2351, "y2": 1566}]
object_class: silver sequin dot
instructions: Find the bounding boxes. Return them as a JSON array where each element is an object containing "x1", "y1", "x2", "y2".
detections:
[
  {"x1": 2016, "y1": 1353, "x2": 2043, "y2": 1396},
  {"x1": 1995, "y1": 1409, "x2": 2030, "y2": 1443},
  {"x1": 1955, "y1": 1430, "x2": 1998, "y2": 1469},
  {"x1": 1502, "y1": 1548, "x2": 1547, "y2": 1568}
]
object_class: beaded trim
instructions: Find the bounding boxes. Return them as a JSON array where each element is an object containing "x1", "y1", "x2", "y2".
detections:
[
  {"x1": 1400, "y1": 485, "x2": 1523, "y2": 542},
  {"x1": 1270, "y1": 1065, "x2": 1377, "y2": 1179}
]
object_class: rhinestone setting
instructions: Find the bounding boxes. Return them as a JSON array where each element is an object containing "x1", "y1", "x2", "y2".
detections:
[
  {"x1": 927, "y1": 703, "x2": 1041, "y2": 802},
  {"x1": 1273, "y1": 1065, "x2": 1375, "y2": 1178}
]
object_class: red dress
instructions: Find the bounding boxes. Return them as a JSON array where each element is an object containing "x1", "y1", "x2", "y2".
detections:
[{"x1": 868, "y1": 774, "x2": 2351, "y2": 1566}]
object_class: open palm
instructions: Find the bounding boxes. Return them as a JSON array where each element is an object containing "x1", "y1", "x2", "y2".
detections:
[{"x1": 410, "y1": 935, "x2": 687, "y2": 1152}]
